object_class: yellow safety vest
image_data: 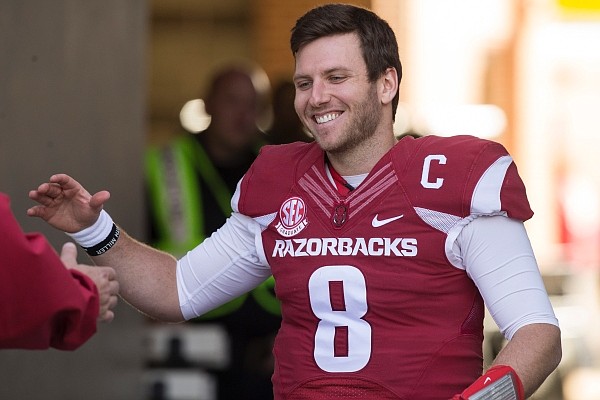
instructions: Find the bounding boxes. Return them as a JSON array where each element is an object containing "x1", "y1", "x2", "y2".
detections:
[{"x1": 145, "y1": 134, "x2": 280, "y2": 318}]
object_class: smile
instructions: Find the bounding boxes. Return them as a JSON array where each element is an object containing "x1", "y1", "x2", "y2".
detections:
[{"x1": 315, "y1": 113, "x2": 341, "y2": 124}]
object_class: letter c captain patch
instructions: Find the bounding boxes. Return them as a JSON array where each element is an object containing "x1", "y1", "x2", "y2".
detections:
[{"x1": 276, "y1": 197, "x2": 308, "y2": 237}]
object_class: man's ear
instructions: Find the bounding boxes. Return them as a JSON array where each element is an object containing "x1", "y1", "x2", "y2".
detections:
[{"x1": 379, "y1": 67, "x2": 399, "y2": 106}]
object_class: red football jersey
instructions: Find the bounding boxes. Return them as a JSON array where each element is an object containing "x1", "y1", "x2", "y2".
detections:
[{"x1": 236, "y1": 135, "x2": 533, "y2": 399}]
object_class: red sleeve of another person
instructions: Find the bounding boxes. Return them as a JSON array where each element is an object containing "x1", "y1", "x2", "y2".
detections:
[{"x1": 0, "y1": 193, "x2": 99, "y2": 350}]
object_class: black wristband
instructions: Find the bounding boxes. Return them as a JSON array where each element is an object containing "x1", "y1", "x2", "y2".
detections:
[{"x1": 82, "y1": 223, "x2": 120, "y2": 256}]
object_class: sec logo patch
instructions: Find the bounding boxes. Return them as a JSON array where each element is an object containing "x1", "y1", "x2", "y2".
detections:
[{"x1": 276, "y1": 197, "x2": 308, "y2": 237}]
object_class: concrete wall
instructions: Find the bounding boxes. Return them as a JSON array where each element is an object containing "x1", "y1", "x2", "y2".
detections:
[{"x1": 0, "y1": 1, "x2": 148, "y2": 399}]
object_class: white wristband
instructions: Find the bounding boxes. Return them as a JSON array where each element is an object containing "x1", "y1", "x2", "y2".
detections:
[{"x1": 66, "y1": 210, "x2": 114, "y2": 248}]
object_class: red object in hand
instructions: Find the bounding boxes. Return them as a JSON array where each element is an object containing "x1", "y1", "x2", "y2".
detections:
[{"x1": 451, "y1": 365, "x2": 524, "y2": 400}]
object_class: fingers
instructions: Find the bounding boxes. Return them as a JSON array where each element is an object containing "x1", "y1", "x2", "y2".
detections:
[
  {"x1": 26, "y1": 204, "x2": 45, "y2": 218},
  {"x1": 27, "y1": 174, "x2": 112, "y2": 231},
  {"x1": 28, "y1": 185, "x2": 59, "y2": 207},
  {"x1": 30, "y1": 181, "x2": 64, "y2": 199},
  {"x1": 103, "y1": 266, "x2": 117, "y2": 281},
  {"x1": 89, "y1": 190, "x2": 111, "y2": 210},
  {"x1": 98, "y1": 292, "x2": 119, "y2": 323},
  {"x1": 27, "y1": 180, "x2": 66, "y2": 219},
  {"x1": 95, "y1": 267, "x2": 119, "y2": 323},
  {"x1": 29, "y1": 175, "x2": 111, "y2": 211},
  {"x1": 28, "y1": 175, "x2": 80, "y2": 203},
  {"x1": 60, "y1": 242, "x2": 79, "y2": 269},
  {"x1": 100, "y1": 310, "x2": 115, "y2": 323},
  {"x1": 49, "y1": 173, "x2": 77, "y2": 188},
  {"x1": 70, "y1": 262, "x2": 120, "y2": 323},
  {"x1": 98, "y1": 282, "x2": 119, "y2": 323}
]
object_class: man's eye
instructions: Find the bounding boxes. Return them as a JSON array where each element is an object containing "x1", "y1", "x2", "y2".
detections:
[
  {"x1": 295, "y1": 81, "x2": 311, "y2": 90},
  {"x1": 329, "y1": 76, "x2": 346, "y2": 83}
]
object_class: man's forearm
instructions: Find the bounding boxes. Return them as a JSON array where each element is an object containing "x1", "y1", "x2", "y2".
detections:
[
  {"x1": 93, "y1": 228, "x2": 184, "y2": 322},
  {"x1": 492, "y1": 323, "x2": 562, "y2": 398}
]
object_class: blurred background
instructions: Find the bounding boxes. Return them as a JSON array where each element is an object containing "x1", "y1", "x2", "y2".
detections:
[{"x1": 1, "y1": 0, "x2": 600, "y2": 398}]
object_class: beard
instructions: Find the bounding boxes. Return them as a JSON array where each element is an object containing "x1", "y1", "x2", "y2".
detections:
[{"x1": 314, "y1": 84, "x2": 381, "y2": 155}]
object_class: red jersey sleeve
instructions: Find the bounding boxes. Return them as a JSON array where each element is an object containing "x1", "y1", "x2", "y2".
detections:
[
  {"x1": 398, "y1": 135, "x2": 533, "y2": 222},
  {"x1": 0, "y1": 193, "x2": 99, "y2": 350}
]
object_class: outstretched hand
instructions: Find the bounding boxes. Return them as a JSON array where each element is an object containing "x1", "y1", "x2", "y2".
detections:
[
  {"x1": 27, "y1": 174, "x2": 111, "y2": 233},
  {"x1": 60, "y1": 242, "x2": 119, "y2": 323}
]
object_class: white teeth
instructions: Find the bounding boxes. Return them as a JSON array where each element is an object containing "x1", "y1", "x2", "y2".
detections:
[{"x1": 315, "y1": 113, "x2": 340, "y2": 124}]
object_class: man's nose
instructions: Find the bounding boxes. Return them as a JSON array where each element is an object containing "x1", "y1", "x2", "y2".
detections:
[{"x1": 309, "y1": 80, "x2": 330, "y2": 107}]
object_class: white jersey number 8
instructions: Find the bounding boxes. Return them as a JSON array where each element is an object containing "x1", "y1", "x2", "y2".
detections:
[{"x1": 308, "y1": 265, "x2": 372, "y2": 372}]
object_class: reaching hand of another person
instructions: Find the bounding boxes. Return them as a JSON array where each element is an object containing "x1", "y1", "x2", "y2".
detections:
[
  {"x1": 60, "y1": 242, "x2": 119, "y2": 323},
  {"x1": 27, "y1": 174, "x2": 111, "y2": 233}
]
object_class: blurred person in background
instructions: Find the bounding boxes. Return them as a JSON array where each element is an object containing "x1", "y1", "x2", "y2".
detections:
[
  {"x1": 0, "y1": 192, "x2": 118, "y2": 350},
  {"x1": 266, "y1": 79, "x2": 313, "y2": 145},
  {"x1": 145, "y1": 64, "x2": 280, "y2": 400}
]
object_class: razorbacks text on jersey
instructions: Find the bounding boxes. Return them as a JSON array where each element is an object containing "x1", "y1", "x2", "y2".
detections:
[{"x1": 235, "y1": 135, "x2": 533, "y2": 399}]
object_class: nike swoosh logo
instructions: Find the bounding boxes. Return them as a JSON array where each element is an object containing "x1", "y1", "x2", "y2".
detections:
[
  {"x1": 371, "y1": 214, "x2": 404, "y2": 228},
  {"x1": 484, "y1": 377, "x2": 492, "y2": 385}
]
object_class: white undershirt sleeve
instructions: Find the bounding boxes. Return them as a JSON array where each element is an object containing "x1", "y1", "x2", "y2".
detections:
[
  {"x1": 176, "y1": 212, "x2": 271, "y2": 320},
  {"x1": 453, "y1": 216, "x2": 559, "y2": 339}
]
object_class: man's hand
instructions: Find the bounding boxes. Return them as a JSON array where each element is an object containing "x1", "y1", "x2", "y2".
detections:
[
  {"x1": 60, "y1": 242, "x2": 119, "y2": 322},
  {"x1": 27, "y1": 173, "x2": 110, "y2": 233}
]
